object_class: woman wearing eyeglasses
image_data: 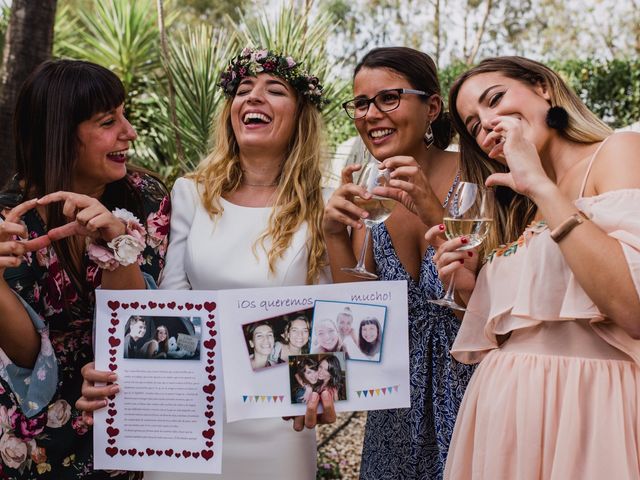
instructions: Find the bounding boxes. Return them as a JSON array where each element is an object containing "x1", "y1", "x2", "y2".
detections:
[{"x1": 323, "y1": 47, "x2": 475, "y2": 479}]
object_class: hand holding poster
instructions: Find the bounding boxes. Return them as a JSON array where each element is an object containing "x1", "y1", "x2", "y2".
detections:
[{"x1": 93, "y1": 280, "x2": 409, "y2": 475}]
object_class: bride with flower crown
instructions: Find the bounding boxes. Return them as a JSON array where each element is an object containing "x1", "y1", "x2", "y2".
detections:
[{"x1": 79, "y1": 48, "x2": 336, "y2": 478}]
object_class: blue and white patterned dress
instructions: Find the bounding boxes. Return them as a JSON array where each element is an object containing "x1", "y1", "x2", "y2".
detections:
[{"x1": 360, "y1": 192, "x2": 475, "y2": 479}]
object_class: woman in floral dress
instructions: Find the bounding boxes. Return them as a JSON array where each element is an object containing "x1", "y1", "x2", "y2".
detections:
[{"x1": 0, "y1": 60, "x2": 170, "y2": 479}]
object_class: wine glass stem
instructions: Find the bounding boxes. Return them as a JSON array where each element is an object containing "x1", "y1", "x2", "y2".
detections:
[
  {"x1": 442, "y1": 271, "x2": 457, "y2": 303},
  {"x1": 354, "y1": 224, "x2": 372, "y2": 270}
]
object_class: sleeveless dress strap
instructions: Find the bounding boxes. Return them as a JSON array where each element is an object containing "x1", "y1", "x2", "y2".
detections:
[
  {"x1": 578, "y1": 135, "x2": 612, "y2": 198},
  {"x1": 443, "y1": 171, "x2": 460, "y2": 208}
]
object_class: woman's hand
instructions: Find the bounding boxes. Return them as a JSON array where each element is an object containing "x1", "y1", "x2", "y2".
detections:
[
  {"x1": 0, "y1": 199, "x2": 50, "y2": 273},
  {"x1": 284, "y1": 390, "x2": 337, "y2": 431},
  {"x1": 37, "y1": 192, "x2": 126, "y2": 243},
  {"x1": 323, "y1": 165, "x2": 370, "y2": 235},
  {"x1": 75, "y1": 362, "x2": 120, "y2": 426},
  {"x1": 372, "y1": 155, "x2": 443, "y2": 226},
  {"x1": 482, "y1": 116, "x2": 554, "y2": 198},
  {"x1": 425, "y1": 224, "x2": 480, "y2": 298}
]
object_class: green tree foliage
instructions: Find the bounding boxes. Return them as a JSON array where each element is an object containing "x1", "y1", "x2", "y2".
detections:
[
  {"x1": 439, "y1": 58, "x2": 640, "y2": 129},
  {"x1": 553, "y1": 58, "x2": 640, "y2": 129},
  {"x1": 0, "y1": 4, "x2": 9, "y2": 65},
  {"x1": 150, "y1": 25, "x2": 239, "y2": 173}
]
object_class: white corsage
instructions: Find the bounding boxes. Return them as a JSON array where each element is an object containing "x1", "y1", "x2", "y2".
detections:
[{"x1": 86, "y1": 208, "x2": 147, "y2": 271}]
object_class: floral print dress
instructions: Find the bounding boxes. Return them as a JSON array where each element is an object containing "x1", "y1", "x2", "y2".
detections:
[{"x1": 0, "y1": 172, "x2": 170, "y2": 479}]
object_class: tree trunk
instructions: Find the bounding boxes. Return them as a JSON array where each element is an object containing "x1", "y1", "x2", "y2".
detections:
[{"x1": 0, "y1": 0, "x2": 57, "y2": 185}]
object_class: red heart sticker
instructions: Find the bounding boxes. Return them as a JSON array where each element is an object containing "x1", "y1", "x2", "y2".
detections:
[
  {"x1": 202, "y1": 384, "x2": 215, "y2": 394},
  {"x1": 106, "y1": 447, "x2": 118, "y2": 457},
  {"x1": 108, "y1": 301, "x2": 120, "y2": 311},
  {"x1": 202, "y1": 450, "x2": 214, "y2": 460},
  {"x1": 106, "y1": 426, "x2": 120, "y2": 437},
  {"x1": 204, "y1": 301, "x2": 216, "y2": 312}
]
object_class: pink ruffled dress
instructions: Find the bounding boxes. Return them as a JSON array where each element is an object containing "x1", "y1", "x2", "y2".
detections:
[{"x1": 444, "y1": 154, "x2": 640, "y2": 479}]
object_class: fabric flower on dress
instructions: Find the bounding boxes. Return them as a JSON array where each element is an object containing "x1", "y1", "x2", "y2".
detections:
[
  {"x1": 46, "y1": 399, "x2": 71, "y2": 428},
  {"x1": 0, "y1": 433, "x2": 29, "y2": 469}
]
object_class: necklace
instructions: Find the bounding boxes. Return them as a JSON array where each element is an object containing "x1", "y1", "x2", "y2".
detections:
[{"x1": 241, "y1": 179, "x2": 279, "y2": 187}]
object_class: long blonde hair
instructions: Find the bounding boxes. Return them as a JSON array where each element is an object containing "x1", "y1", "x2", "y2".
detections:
[
  {"x1": 188, "y1": 96, "x2": 326, "y2": 284},
  {"x1": 449, "y1": 56, "x2": 612, "y2": 253}
]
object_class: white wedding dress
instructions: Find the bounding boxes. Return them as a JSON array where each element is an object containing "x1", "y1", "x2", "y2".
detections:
[{"x1": 146, "y1": 177, "x2": 327, "y2": 479}]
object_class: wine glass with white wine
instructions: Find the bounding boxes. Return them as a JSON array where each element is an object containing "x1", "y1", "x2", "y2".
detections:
[
  {"x1": 341, "y1": 150, "x2": 396, "y2": 279},
  {"x1": 429, "y1": 182, "x2": 494, "y2": 311}
]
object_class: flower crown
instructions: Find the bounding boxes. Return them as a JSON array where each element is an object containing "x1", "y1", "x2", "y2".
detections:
[{"x1": 219, "y1": 47, "x2": 327, "y2": 110}]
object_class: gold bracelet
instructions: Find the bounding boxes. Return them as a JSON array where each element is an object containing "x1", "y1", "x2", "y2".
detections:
[{"x1": 549, "y1": 211, "x2": 589, "y2": 243}]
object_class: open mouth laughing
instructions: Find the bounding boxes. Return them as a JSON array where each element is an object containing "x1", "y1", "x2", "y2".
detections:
[
  {"x1": 107, "y1": 149, "x2": 128, "y2": 163},
  {"x1": 243, "y1": 112, "x2": 272, "y2": 125}
]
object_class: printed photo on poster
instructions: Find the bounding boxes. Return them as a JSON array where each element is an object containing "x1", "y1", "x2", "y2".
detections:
[
  {"x1": 123, "y1": 315, "x2": 201, "y2": 360},
  {"x1": 288, "y1": 352, "x2": 347, "y2": 404},
  {"x1": 242, "y1": 308, "x2": 313, "y2": 371},
  {"x1": 310, "y1": 301, "x2": 387, "y2": 362}
]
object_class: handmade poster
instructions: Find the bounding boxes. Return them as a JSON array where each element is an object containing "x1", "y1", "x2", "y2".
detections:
[
  {"x1": 93, "y1": 289, "x2": 222, "y2": 474},
  {"x1": 93, "y1": 281, "x2": 409, "y2": 474},
  {"x1": 221, "y1": 280, "x2": 410, "y2": 422}
]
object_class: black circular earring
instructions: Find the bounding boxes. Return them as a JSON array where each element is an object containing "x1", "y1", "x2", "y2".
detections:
[{"x1": 545, "y1": 106, "x2": 569, "y2": 131}]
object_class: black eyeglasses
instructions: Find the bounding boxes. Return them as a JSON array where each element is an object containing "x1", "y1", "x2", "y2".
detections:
[{"x1": 342, "y1": 88, "x2": 429, "y2": 119}]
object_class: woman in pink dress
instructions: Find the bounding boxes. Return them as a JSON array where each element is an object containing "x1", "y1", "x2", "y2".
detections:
[{"x1": 428, "y1": 56, "x2": 640, "y2": 479}]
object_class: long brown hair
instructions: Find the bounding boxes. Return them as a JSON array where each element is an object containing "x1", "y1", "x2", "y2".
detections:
[
  {"x1": 9, "y1": 60, "x2": 163, "y2": 301},
  {"x1": 449, "y1": 56, "x2": 612, "y2": 252},
  {"x1": 189, "y1": 92, "x2": 327, "y2": 284}
]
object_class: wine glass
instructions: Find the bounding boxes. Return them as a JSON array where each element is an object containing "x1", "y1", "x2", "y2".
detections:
[
  {"x1": 341, "y1": 150, "x2": 396, "y2": 279},
  {"x1": 429, "y1": 182, "x2": 494, "y2": 311}
]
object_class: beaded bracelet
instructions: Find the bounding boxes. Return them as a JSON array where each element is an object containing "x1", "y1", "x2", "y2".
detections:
[{"x1": 86, "y1": 208, "x2": 147, "y2": 271}]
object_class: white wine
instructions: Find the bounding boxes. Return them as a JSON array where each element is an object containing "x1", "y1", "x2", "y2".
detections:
[
  {"x1": 443, "y1": 217, "x2": 493, "y2": 250},
  {"x1": 354, "y1": 196, "x2": 396, "y2": 224}
]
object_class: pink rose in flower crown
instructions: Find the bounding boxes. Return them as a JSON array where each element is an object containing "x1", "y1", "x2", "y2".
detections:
[
  {"x1": 254, "y1": 49, "x2": 268, "y2": 60},
  {"x1": 286, "y1": 56, "x2": 296, "y2": 68},
  {"x1": 0, "y1": 433, "x2": 28, "y2": 469},
  {"x1": 46, "y1": 399, "x2": 71, "y2": 428}
]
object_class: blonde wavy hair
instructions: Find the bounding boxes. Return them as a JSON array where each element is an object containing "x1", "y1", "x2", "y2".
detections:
[
  {"x1": 188, "y1": 96, "x2": 326, "y2": 284},
  {"x1": 448, "y1": 56, "x2": 612, "y2": 254}
]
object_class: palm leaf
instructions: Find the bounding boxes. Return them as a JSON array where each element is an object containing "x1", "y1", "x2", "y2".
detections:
[
  {"x1": 232, "y1": 4, "x2": 350, "y2": 126},
  {"x1": 150, "y1": 25, "x2": 239, "y2": 172}
]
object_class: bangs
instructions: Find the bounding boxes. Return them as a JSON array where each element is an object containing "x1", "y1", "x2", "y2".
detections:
[{"x1": 70, "y1": 63, "x2": 126, "y2": 122}]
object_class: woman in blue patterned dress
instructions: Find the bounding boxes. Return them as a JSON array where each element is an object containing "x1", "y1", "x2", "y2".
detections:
[
  {"x1": 323, "y1": 47, "x2": 475, "y2": 479},
  {"x1": 0, "y1": 60, "x2": 170, "y2": 479}
]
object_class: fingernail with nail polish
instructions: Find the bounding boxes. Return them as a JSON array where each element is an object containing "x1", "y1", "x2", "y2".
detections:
[
  {"x1": 438, "y1": 224, "x2": 445, "y2": 231},
  {"x1": 461, "y1": 237, "x2": 468, "y2": 244},
  {"x1": 468, "y1": 251, "x2": 473, "y2": 257}
]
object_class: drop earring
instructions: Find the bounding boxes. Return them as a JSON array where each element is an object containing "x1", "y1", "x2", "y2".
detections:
[{"x1": 424, "y1": 123, "x2": 434, "y2": 148}]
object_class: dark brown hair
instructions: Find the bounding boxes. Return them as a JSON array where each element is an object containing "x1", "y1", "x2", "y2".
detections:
[
  {"x1": 9, "y1": 59, "x2": 156, "y2": 300},
  {"x1": 355, "y1": 47, "x2": 454, "y2": 150}
]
